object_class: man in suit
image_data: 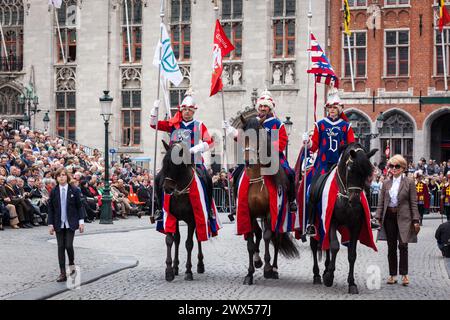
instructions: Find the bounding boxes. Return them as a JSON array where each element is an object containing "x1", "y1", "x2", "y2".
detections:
[{"x1": 48, "y1": 168, "x2": 85, "y2": 282}]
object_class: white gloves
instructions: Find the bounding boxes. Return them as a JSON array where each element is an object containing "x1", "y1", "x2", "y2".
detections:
[
  {"x1": 222, "y1": 120, "x2": 238, "y2": 138},
  {"x1": 302, "y1": 132, "x2": 309, "y2": 144},
  {"x1": 189, "y1": 141, "x2": 210, "y2": 154},
  {"x1": 150, "y1": 100, "x2": 160, "y2": 126}
]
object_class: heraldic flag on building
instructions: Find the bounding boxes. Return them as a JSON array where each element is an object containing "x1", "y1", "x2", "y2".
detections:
[
  {"x1": 210, "y1": 19, "x2": 235, "y2": 97},
  {"x1": 439, "y1": 0, "x2": 450, "y2": 32},
  {"x1": 343, "y1": 0, "x2": 351, "y2": 36},
  {"x1": 153, "y1": 23, "x2": 183, "y2": 87}
]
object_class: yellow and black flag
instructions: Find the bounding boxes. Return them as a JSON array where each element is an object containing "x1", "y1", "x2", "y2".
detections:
[{"x1": 343, "y1": 0, "x2": 351, "y2": 35}]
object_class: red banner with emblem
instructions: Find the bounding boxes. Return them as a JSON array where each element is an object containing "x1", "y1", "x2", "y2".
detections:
[{"x1": 210, "y1": 19, "x2": 235, "y2": 97}]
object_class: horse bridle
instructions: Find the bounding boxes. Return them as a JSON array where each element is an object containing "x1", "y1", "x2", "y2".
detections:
[
  {"x1": 164, "y1": 169, "x2": 194, "y2": 196},
  {"x1": 337, "y1": 147, "x2": 365, "y2": 201}
]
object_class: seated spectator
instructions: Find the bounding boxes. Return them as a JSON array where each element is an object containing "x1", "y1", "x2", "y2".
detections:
[
  {"x1": 137, "y1": 178, "x2": 153, "y2": 214},
  {"x1": 435, "y1": 221, "x2": 450, "y2": 258},
  {"x1": 2, "y1": 175, "x2": 35, "y2": 228},
  {"x1": 111, "y1": 179, "x2": 131, "y2": 219},
  {"x1": 0, "y1": 175, "x2": 19, "y2": 229}
]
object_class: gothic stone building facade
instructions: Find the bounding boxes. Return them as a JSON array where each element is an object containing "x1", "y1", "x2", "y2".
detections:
[{"x1": 0, "y1": 0, "x2": 328, "y2": 169}]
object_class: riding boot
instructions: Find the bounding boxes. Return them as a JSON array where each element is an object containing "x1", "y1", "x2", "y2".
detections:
[
  {"x1": 305, "y1": 204, "x2": 317, "y2": 237},
  {"x1": 153, "y1": 173, "x2": 164, "y2": 222},
  {"x1": 287, "y1": 172, "x2": 297, "y2": 212}
]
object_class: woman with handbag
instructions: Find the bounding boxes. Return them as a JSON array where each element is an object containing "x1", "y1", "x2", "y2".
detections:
[{"x1": 376, "y1": 154, "x2": 421, "y2": 286}]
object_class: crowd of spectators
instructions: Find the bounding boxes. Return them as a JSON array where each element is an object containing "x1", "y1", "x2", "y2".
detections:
[{"x1": 0, "y1": 119, "x2": 154, "y2": 231}]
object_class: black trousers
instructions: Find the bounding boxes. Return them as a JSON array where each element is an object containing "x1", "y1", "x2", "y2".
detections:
[
  {"x1": 418, "y1": 204, "x2": 425, "y2": 223},
  {"x1": 56, "y1": 227, "x2": 75, "y2": 272},
  {"x1": 444, "y1": 206, "x2": 450, "y2": 221},
  {"x1": 384, "y1": 209, "x2": 408, "y2": 276}
]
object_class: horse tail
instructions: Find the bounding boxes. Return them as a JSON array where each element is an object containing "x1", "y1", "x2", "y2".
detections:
[{"x1": 272, "y1": 233, "x2": 299, "y2": 259}]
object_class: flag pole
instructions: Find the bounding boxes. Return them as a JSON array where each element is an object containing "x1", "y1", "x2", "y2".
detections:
[
  {"x1": 0, "y1": 23, "x2": 10, "y2": 71},
  {"x1": 151, "y1": 0, "x2": 165, "y2": 221},
  {"x1": 303, "y1": 0, "x2": 313, "y2": 234},
  {"x1": 125, "y1": 0, "x2": 133, "y2": 63},
  {"x1": 54, "y1": 7, "x2": 66, "y2": 64},
  {"x1": 441, "y1": 29, "x2": 448, "y2": 91},
  {"x1": 214, "y1": 3, "x2": 234, "y2": 217},
  {"x1": 346, "y1": 33, "x2": 356, "y2": 91}
]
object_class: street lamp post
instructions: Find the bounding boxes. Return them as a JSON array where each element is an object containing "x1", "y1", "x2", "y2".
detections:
[
  {"x1": 99, "y1": 90, "x2": 113, "y2": 224},
  {"x1": 18, "y1": 86, "x2": 39, "y2": 130},
  {"x1": 283, "y1": 116, "x2": 293, "y2": 161},
  {"x1": 43, "y1": 111, "x2": 50, "y2": 132}
]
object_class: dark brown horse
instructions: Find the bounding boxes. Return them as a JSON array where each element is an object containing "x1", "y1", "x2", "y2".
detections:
[{"x1": 235, "y1": 115, "x2": 299, "y2": 285}]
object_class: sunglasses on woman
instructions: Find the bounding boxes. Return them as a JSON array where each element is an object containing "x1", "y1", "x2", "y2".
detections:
[{"x1": 388, "y1": 164, "x2": 402, "y2": 169}]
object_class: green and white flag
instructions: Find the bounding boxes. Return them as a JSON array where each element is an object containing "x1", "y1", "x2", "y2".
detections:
[{"x1": 153, "y1": 23, "x2": 183, "y2": 86}]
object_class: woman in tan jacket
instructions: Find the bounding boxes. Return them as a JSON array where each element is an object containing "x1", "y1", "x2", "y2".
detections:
[{"x1": 376, "y1": 154, "x2": 421, "y2": 286}]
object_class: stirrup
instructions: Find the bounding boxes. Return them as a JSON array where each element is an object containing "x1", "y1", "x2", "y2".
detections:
[
  {"x1": 305, "y1": 224, "x2": 317, "y2": 237},
  {"x1": 289, "y1": 201, "x2": 297, "y2": 212},
  {"x1": 152, "y1": 209, "x2": 163, "y2": 222}
]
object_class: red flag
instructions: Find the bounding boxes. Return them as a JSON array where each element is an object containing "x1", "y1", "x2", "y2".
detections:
[
  {"x1": 439, "y1": 0, "x2": 450, "y2": 33},
  {"x1": 210, "y1": 19, "x2": 235, "y2": 97}
]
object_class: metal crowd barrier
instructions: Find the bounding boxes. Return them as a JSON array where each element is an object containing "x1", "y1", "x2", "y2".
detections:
[{"x1": 213, "y1": 187, "x2": 235, "y2": 213}]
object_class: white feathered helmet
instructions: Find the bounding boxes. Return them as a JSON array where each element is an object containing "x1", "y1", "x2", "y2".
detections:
[
  {"x1": 180, "y1": 87, "x2": 197, "y2": 110},
  {"x1": 326, "y1": 87, "x2": 344, "y2": 112},
  {"x1": 256, "y1": 89, "x2": 275, "y2": 110}
]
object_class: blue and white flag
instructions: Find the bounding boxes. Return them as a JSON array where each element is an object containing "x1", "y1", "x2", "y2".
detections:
[
  {"x1": 49, "y1": 0, "x2": 62, "y2": 8},
  {"x1": 153, "y1": 23, "x2": 183, "y2": 87}
]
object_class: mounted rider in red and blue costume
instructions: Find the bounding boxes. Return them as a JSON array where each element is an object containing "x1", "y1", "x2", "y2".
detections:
[
  {"x1": 150, "y1": 90, "x2": 214, "y2": 221},
  {"x1": 224, "y1": 90, "x2": 297, "y2": 212},
  {"x1": 301, "y1": 88, "x2": 355, "y2": 236}
]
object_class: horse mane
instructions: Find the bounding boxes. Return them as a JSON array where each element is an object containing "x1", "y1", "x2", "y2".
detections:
[
  {"x1": 243, "y1": 116, "x2": 261, "y2": 132},
  {"x1": 161, "y1": 143, "x2": 192, "y2": 178},
  {"x1": 340, "y1": 142, "x2": 373, "y2": 182}
]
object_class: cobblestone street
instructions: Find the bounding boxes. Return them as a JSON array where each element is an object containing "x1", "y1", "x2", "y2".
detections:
[
  {"x1": 1, "y1": 213, "x2": 449, "y2": 300},
  {"x1": 39, "y1": 215, "x2": 450, "y2": 300}
]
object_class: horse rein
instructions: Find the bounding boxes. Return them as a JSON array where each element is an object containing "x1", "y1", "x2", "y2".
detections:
[
  {"x1": 337, "y1": 148, "x2": 364, "y2": 200},
  {"x1": 164, "y1": 169, "x2": 194, "y2": 196}
]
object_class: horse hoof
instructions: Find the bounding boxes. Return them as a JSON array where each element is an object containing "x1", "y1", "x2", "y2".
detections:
[
  {"x1": 348, "y1": 285, "x2": 359, "y2": 294},
  {"x1": 313, "y1": 275, "x2": 322, "y2": 285},
  {"x1": 173, "y1": 267, "x2": 179, "y2": 276},
  {"x1": 165, "y1": 270, "x2": 175, "y2": 282},
  {"x1": 264, "y1": 269, "x2": 278, "y2": 279},
  {"x1": 197, "y1": 264, "x2": 205, "y2": 274},
  {"x1": 323, "y1": 272, "x2": 334, "y2": 287},
  {"x1": 184, "y1": 272, "x2": 193, "y2": 281},
  {"x1": 243, "y1": 275, "x2": 253, "y2": 285},
  {"x1": 254, "y1": 259, "x2": 263, "y2": 269}
]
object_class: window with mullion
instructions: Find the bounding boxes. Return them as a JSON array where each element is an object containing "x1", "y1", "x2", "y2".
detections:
[
  {"x1": 343, "y1": 32, "x2": 366, "y2": 77},
  {"x1": 346, "y1": 0, "x2": 367, "y2": 7},
  {"x1": 385, "y1": 0, "x2": 409, "y2": 6},
  {"x1": 385, "y1": 30, "x2": 409, "y2": 76},
  {"x1": 436, "y1": 29, "x2": 450, "y2": 76},
  {"x1": 55, "y1": 91, "x2": 76, "y2": 140},
  {"x1": 121, "y1": 89, "x2": 141, "y2": 146},
  {"x1": 170, "y1": 0, "x2": 191, "y2": 61},
  {"x1": 272, "y1": 0, "x2": 296, "y2": 59},
  {"x1": 122, "y1": 26, "x2": 142, "y2": 63}
]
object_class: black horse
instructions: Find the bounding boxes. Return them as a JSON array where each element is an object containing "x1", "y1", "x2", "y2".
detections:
[
  {"x1": 234, "y1": 115, "x2": 299, "y2": 285},
  {"x1": 308, "y1": 143, "x2": 377, "y2": 294},
  {"x1": 156, "y1": 140, "x2": 210, "y2": 282}
]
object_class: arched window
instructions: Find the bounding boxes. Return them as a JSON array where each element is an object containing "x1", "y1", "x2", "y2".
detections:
[
  {"x1": 345, "y1": 111, "x2": 371, "y2": 151},
  {"x1": 0, "y1": 86, "x2": 23, "y2": 115},
  {"x1": 380, "y1": 112, "x2": 414, "y2": 164},
  {"x1": 0, "y1": 0, "x2": 24, "y2": 72}
]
